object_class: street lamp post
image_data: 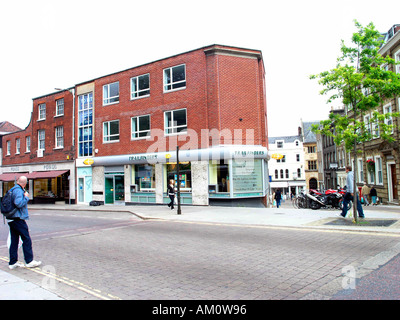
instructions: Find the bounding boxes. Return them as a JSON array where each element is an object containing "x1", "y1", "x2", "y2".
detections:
[{"x1": 176, "y1": 146, "x2": 182, "y2": 215}]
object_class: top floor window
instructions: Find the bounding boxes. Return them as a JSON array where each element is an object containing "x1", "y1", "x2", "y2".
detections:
[
  {"x1": 276, "y1": 141, "x2": 283, "y2": 148},
  {"x1": 103, "y1": 82, "x2": 119, "y2": 105},
  {"x1": 56, "y1": 98, "x2": 64, "y2": 116},
  {"x1": 307, "y1": 146, "x2": 316, "y2": 153},
  {"x1": 131, "y1": 74, "x2": 150, "y2": 99},
  {"x1": 38, "y1": 104, "x2": 46, "y2": 120},
  {"x1": 395, "y1": 49, "x2": 400, "y2": 74},
  {"x1": 164, "y1": 64, "x2": 186, "y2": 92}
]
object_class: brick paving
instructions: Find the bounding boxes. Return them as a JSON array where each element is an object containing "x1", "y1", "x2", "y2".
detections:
[{"x1": 2, "y1": 212, "x2": 398, "y2": 300}]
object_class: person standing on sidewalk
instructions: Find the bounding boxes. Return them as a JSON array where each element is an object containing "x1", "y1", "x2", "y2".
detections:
[
  {"x1": 340, "y1": 166, "x2": 365, "y2": 219},
  {"x1": 7, "y1": 176, "x2": 42, "y2": 270},
  {"x1": 274, "y1": 189, "x2": 282, "y2": 208},
  {"x1": 167, "y1": 179, "x2": 176, "y2": 210},
  {"x1": 361, "y1": 183, "x2": 370, "y2": 206},
  {"x1": 369, "y1": 186, "x2": 378, "y2": 205}
]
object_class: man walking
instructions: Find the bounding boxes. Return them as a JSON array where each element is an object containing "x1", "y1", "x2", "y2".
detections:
[
  {"x1": 340, "y1": 166, "x2": 365, "y2": 219},
  {"x1": 361, "y1": 182, "x2": 370, "y2": 206},
  {"x1": 7, "y1": 176, "x2": 41, "y2": 270}
]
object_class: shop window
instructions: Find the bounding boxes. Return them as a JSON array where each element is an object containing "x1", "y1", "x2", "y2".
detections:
[
  {"x1": 167, "y1": 162, "x2": 191, "y2": 191},
  {"x1": 209, "y1": 160, "x2": 230, "y2": 193},
  {"x1": 134, "y1": 164, "x2": 156, "y2": 191}
]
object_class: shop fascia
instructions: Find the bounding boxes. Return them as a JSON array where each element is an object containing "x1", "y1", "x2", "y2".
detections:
[{"x1": 91, "y1": 145, "x2": 269, "y2": 166}]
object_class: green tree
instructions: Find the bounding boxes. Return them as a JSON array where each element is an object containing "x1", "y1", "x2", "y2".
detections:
[{"x1": 310, "y1": 21, "x2": 400, "y2": 222}]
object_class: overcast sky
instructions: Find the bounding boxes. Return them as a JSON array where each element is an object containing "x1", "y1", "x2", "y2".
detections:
[{"x1": 1, "y1": 0, "x2": 399, "y2": 138}]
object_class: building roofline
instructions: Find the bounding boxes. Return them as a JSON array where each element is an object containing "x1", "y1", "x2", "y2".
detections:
[{"x1": 75, "y1": 44, "x2": 263, "y2": 87}]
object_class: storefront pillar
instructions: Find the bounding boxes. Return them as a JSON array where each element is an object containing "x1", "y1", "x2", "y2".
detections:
[
  {"x1": 92, "y1": 166, "x2": 105, "y2": 203},
  {"x1": 155, "y1": 163, "x2": 164, "y2": 204},
  {"x1": 191, "y1": 161, "x2": 209, "y2": 206}
]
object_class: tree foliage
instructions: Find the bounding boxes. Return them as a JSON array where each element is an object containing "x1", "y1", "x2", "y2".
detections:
[{"x1": 310, "y1": 20, "x2": 400, "y2": 151}]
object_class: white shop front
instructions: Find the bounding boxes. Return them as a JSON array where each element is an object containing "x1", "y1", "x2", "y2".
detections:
[{"x1": 87, "y1": 145, "x2": 270, "y2": 206}]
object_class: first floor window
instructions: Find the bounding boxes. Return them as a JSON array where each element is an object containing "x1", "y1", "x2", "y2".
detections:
[
  {"x1": 375, "y1": 156, "x2": 383, "y2": 184},
  {"x1": 55, "y1": 126, "x2": 64, "y2": 148},
  {"x1": 164, "y1": 108, "x2": 187, "y2": 135},
  {"x1": 38, "y1": 130, "x2": 45, "y2": 150},
  {"x1": 103, "y1": 120, "x2": 120, "y2": 142},
  {"x1": 131, "y1": 115, "x2": 151, "y2": 139}
]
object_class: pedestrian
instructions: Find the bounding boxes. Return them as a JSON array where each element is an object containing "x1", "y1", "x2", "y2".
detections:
[
  {"x1": 369, "y1": 186, "x2": 378, "y2": 205},
  {"x1": 7, "y1": 176, "x2": 42, "y2": 270},
  {"x1": 361, "y1": 182, "x2": 370, "y2": 206},
  {"x1": 274, "y1": 189, "x2": 282, "y2": 208},
  {"x1": 340, "y1": 166, "x2": 365, "y2": 219},
  {"x1": 167, "y1": 179, "x2": 176, "y2": 210}
]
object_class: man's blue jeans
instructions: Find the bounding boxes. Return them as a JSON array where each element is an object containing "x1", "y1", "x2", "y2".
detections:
[
  {"x1": 341, "y1": 193, "x2": 365, "y2": 218},
  {"x1": 8, "y1": 219, "x2": 34, "y2": 265}
]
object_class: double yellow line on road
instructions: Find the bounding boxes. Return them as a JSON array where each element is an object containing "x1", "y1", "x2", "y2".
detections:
[{"x1": 0, "y1": 256, "x2": 121, "y2": 300}]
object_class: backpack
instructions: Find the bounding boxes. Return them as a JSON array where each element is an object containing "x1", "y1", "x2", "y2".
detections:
[{"x1": 1, "y1": 188, "x2": 18, "y2": 219}]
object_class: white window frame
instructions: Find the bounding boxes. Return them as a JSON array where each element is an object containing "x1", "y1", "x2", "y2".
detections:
[
  {"x1": 55, "y1": 126, "x2": 64, "y2": 149},
  {"x1": 6, "y1": 141, "x2": 11, "y2": 155},
  {"x1": 56, "y1": 98, "x2": 64, "y2": 116},
  {"x1": 374, "y1": 156, "x2": 383, "y2": 185},
  {"x1": 383, "y1": 103, "x2": 393, "y2": 134},
  {"x1": 364, "y1": 114, "x2": 371, "y2": 138},
  {"x1": 26, "y1": 136, "x2": 31, "y2": 153},
  {"x1": 103, "y1": 120, "x2": 120, "y2": 143},
  {"x1": 366, "y1": 157, "x2": 375, "y2": 185},
  {"x1": 357, "y1": 158, "x2": 364, "y2": 183},
  {"x1": 394, "y1": 49, "x2": 400, "y2": 74},
  {"x1": 131, "y1": 74, "x2": 150, "y2": 100},
  {"x1": 15, "y1": 138, "x2": 20, "y2": 154},
  {"x1": 131, "y1": 115, "x2": 151, "y2": 140},
  {"x1": 38, "y1": 130, "x2": 45, "y2": 150},
  {"x1": 164, "y1": 108, "x2": 187, "y2": 135},
  {"x1": 38, "y1": 103, "x2": 46, "y2": 120},
  {"x1": 163, "y1": 64, "x2": 186, "y2": 92},
  {"x1": 103, "y1": 82, "x2": 119, "y2": 106}
]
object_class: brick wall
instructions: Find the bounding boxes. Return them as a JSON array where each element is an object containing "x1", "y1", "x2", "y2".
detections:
[{"x1": 2, "y1": 90, "x2": 75, "y2": 166}]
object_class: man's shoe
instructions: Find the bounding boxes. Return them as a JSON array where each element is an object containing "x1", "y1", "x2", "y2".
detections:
[
  {"x1": 25, "y1": 260, "x2": 42, "y2": 268},
  {"x1": 9, "y1": 262, "x2": 23, "y2": 270},
  {"x1": 338, "y1": 214, "x2": 346, "y2": 218}
]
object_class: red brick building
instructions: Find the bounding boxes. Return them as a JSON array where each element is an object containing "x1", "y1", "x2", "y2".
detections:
[
  {"x1": 2, "y1": 45, "x2": 269, "y2": 206},
  {"x1": 79, "y1": 45, "x2": 269, "y2": 206},
  {"x1": 0, "y1": 89, "x2": 76, "y2": 203}
]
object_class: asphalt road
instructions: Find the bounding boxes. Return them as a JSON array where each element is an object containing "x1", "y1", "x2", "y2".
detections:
[{"x1": 1, "y1": 209, "x2": 400, "y2": 300}]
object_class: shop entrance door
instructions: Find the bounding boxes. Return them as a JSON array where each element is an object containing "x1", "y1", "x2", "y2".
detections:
[
  {"x1": 105, "y1": 175, "x2": 125, "y2": 204},
  {"x1": 78, "y1": 178, "x2": 85, "y2": 203}
]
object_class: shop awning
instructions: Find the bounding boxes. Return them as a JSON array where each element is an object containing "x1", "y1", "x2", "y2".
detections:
[
  {"x1": 28, "y1": 170, "x2": 69, "y2": 179},
  {"x1": 0, "y1": 172, "x2": 28, "y2": 182}
]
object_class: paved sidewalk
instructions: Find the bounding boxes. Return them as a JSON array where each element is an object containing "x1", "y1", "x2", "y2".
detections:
[{"x1": 1, "y1": 201, "x2": 399, "y2": 300}]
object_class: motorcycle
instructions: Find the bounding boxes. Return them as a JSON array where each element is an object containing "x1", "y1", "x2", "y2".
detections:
[{"x1": 307, "y1": 188, "x2": 352, "y2": 211}]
